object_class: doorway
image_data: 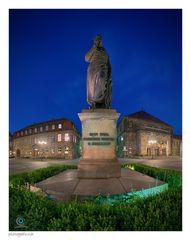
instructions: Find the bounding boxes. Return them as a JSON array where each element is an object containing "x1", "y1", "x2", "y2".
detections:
[
  {"x1": 16, "y1": 149, "x2": 21, "y2": 157},
  {"x1": 147, "y1": 148, "x2": 151, "y2": 156},
  {"x1": 155, "y1": 148, "x2": 159, "y2": 156},
  {"x1": 162, "y1": 148, "x2": 166, "y2": 156}
]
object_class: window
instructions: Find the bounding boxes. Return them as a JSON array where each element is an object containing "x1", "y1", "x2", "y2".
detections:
[
  {"x1": 51, "y1": 149, "x2": 55, "y2": 154},
  {"x1": 58, "y1": 147, "x2": 62, "y2": 154},
  {"x1": 65, "y1": 146, "x2": 69, "y2": 154},
  {"x1": 17, "y1": 132, "x2": 20, "y2": 137},
  {"x1": 25, "y1": 130, "x2": 27, "y2": 135},
  {"x1": 40, "y1": 126, "x2": 43, "y2": 132},
  {"x1": 34, "y1": 128, "x2": 37, "y2": 133},
  {"x1": 46, "y1": 125, "x2": 49, "y2": 131},
  {"x1": 129, "y1": 121, "x2": 133, "y2": 128},
  {"x1": 73, "y1": 135, "x2": 76, "y2": 143},
  {"x1": 29, "y1": 129, "x2": 32, "y2": 134},
  {"x1": 64, "y1": 133, "x2": 70, "y2": 142},
  {"x1": 58, "y1": 123, "x2": 62, "y2": 129},
  {"x1": 50, "y1": 136, "x2": 55, "y2": 143},
  {"x1": 52, "y1": 124, "x2": 55, "y2": 130},
  {"x1": 57, "y1": 134, "x2": 62, "y2": 142},
  {"x1": 21, "y1": 131, "x2": 23, "y2": 136}
]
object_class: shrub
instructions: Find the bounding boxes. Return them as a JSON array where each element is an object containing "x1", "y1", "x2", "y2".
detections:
[
  {"x1": 9, "y1": 185, "x2": 182, "y2": 231},
  {"x1": 9, "y1": 164, "x2": 182, "y2": 231},
  {"x1": 122, "y1": 163, "x2": 182, "y2": 188},
  {"x1": 9, "y1": 164, "x2": 77, "y2": 187}
]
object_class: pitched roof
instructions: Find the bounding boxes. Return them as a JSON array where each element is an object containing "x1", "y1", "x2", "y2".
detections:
[
  {"x1": 13, "y1": 118, "x2": 76, "y2": 135},
  {"x1": 127, "y1": 110, "x2": 172, "y2": 127}
]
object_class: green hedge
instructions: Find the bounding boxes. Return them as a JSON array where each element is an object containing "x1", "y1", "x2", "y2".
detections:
[
  {"x1": 9, "y1": 185, "x2": 182, "y2": 231},
  {"x1": 9, "y1": 164, "x2": 77, "y2": 187},
  {"x1": 9, "y1": 164, "x2": 182, "y2": 231},
  {"x1": 122, "y1": 163, "x2": 182, "y2": 188}
]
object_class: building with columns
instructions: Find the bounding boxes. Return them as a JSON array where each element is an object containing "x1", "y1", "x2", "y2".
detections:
[{"x1": 117, "y1": 111, "x2": 181, "y2": 158}]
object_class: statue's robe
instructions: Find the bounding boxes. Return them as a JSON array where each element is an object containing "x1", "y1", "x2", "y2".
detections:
[{"x1": 85, "y1": 45, "x2": 112, "y2": 108}]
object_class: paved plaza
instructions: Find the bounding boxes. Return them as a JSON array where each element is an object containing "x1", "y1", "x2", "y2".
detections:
[{"x1": 9, "y1": 156, "x2": 182, "y2": 176}]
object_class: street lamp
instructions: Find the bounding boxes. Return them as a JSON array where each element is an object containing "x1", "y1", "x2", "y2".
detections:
[{"x1": 38, "y1": 140, "x2": 47, "y2": 145}]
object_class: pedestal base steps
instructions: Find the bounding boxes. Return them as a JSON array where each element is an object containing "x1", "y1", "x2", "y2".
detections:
[{"x1": 36, "y1": 168, "x2": 165, "y2": 202}]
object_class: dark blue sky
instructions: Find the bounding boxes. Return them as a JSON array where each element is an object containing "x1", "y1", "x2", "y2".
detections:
[{"x1": 9, "y1": 9, "x2": 182, "y2": 134}]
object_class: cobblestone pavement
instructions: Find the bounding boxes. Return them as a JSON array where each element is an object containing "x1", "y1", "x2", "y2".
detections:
[{"x1": 9, "y1": 156, "x2": 182, "y2": 175}]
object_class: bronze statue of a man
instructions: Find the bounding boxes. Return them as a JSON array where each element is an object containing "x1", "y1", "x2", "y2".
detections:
[{"x1": 85, "y1": 35, "x2": 112, "y2": 109}]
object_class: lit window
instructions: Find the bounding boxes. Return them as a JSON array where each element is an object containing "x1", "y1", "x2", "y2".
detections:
[
  {"x1": 51, "y1": 149, "x2": 55, "y2": 154},
  {"x1": 58, "y1": 134, "x2": 62, "y2": 142},
  {"x1": 148, "y1": 140, "x2": 157, "y2": 144},
  {"x1": 40, "y1": 126, "x2": 43, "y2": 132},
  {"x1": 58, "y1": 148, "x2": 62, "y2": 154},
  {"x1": 52, "y1": 124, "x2": 55, "y2": 130},
  {"x1": 34, "y1": 128, "x2": 37, "y2": 133},
  {"x1": 58, "y1": 124, "x2": 62, "y2": 129},
  {"x1": 46, "y1": 125, "x2": 49, "y2": 131},
  {"x1": 121, "y1": 136, "x2": 123, "y2": 141},
  {"x1": 64, "y1": 133, "x2": 70, "y2": 142},
  {"x1": 65, "y1": 146, "x2": 69, "y2": 154},
  {"x1": 123, "y1": 146, "x2": 127, "y2": 151}
]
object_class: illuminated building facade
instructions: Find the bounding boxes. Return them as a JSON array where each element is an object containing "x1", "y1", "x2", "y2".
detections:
[
  {"x1": 172, "y1": 135, "x2": 182, "y2": 156},
  {"x1": 10, "y1": 118, "x2": 81, "y2": 159},
  {"x1": 117, "y1": 111, "x2": 181, "y2": 157}
]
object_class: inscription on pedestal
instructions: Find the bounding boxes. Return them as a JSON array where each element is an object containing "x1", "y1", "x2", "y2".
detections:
[{"x1": 83, "y1": 132, "x2": 115, "y2": 146}]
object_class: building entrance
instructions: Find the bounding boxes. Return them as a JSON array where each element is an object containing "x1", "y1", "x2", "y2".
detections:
[
  {"x1": 16, "y1": 149, "x2": 21, "y2": 157},
  {"x1": 147, "y1": 148, "x2": 151, "y2": 156},
  {"x1": 155, "y1": 148, "x2": 159, "y2": 156},
  {"x1": 162, "y1": 148, "x2": 166, "y2": 156}
]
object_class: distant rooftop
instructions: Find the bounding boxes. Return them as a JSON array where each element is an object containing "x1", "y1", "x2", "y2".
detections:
[
  {"x1": 126, "y1": 110, "x2": 172, "y2": 127},
  {"x1": 13, "y1": 117, "x2": 75, "y2": 134}
]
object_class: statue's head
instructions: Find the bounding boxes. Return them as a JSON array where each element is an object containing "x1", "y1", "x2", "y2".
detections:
[{"x1": 94, "y1": 34, "x2": 103, "y2": 47}]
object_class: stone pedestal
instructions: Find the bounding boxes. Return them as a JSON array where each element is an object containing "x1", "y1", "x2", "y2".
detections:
[{"x1": 78, "y1": 109, "x2": 121, "y2": 178}]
